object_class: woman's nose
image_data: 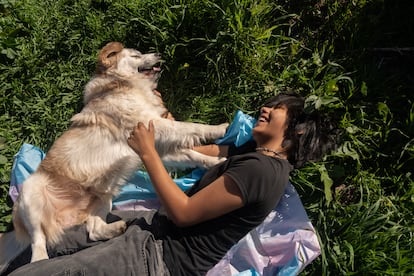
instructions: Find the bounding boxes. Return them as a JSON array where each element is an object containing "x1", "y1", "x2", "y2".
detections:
[{"x1": 261, "y1": 106, "x2": 271, "y2": 113}]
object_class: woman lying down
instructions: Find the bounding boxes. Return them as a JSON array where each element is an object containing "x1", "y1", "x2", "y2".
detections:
[{"x1": 4, "y1": 92, "x2": 338, "y2": 276}]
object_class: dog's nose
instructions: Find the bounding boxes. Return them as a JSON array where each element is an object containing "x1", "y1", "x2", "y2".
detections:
[{"x1": 155, "y1": 53, "x2": 162, "y2": 58}]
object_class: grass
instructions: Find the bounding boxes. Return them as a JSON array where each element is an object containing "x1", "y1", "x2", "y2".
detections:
[{"x1": 1, "y1": 0, "x2": 413, "y2": 274}]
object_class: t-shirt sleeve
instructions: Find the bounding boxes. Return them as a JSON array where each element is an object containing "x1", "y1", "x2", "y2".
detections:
[{"x1": 223, "y1": 155, "x2": 273, "y2": 205}]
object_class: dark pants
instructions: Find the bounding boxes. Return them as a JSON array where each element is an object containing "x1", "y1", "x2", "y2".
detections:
[{"x1": 5, "y1": 210, "x2": 170, "y2": 276}]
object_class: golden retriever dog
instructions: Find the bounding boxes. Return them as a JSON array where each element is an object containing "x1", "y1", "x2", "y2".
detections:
[{"x1": 0, "y1": 42, "x2": 228, "y2": 268}]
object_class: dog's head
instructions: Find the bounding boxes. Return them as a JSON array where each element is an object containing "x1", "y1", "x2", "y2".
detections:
[{"x1": 95, "y1": 42, "x2": 162, "y2": 81}]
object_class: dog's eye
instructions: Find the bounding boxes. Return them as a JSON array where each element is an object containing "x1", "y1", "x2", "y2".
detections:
[{"x1": 131, "y1": 51, "x2": 142, "y2": 58}]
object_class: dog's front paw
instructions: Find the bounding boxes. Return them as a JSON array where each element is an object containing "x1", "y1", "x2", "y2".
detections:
[
  {"x1": 220, "y1": 122, "x2": 230, "y2": 130},
  {"x1": 87, "y1": 217, "x2": 127, "y2": 241},
  {"x1": 108, "y1": 220, "x2": 127, "y2": 237},
  {"x1": 216, "y1": 122, "x2": 230, "y2": 137},
  {"x1": 201, "y1": 156, "x2": 227, "y2": 168}
]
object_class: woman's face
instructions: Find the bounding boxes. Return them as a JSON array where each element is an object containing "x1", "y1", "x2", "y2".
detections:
[{"x1": 252, "y1": 105, "x2": 288, "y2": 144}]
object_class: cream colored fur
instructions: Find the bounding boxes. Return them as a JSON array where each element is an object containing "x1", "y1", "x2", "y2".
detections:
[{"x1": 2, "y1": 42, "x2": 227, "y2": 266}]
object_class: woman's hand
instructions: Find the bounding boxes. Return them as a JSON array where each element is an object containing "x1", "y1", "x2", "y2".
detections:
[{"x1": 127, "y1": 121, "x2": 157, "y2": 159}]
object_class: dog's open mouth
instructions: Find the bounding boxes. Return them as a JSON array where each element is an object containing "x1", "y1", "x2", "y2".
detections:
[{"x1": 138, "y1": 63, "x2": 162, "y2": 76}]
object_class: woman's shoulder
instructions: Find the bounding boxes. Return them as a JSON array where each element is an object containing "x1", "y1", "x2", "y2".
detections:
[{"x1": 226, "y1": 152, "x2": 293, "y2": 182}]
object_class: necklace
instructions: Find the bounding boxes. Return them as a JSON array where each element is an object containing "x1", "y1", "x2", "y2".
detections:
[{"x1": 256, "y1": 147, "x2": 284, "y2": 158}]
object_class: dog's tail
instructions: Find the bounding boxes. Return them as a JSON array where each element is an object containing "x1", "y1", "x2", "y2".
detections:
[{"x1": 0, "y1": 231, "x2": 29, "y2": 274}]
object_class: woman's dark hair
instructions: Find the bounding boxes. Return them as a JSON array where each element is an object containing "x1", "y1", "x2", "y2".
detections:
[{"x1": 264, "y1": 92, "x2": 339, "y2": 168}]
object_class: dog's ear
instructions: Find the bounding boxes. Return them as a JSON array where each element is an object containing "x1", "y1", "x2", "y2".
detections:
[{"x1": 96, "y1": 42, "x2": 124, "y2": 74}]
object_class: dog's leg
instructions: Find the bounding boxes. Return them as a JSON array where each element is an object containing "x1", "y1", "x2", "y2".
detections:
[
  {"x1": 16, "y1": 175, "x2": 51, "y2": 262},
  {"x1": 86, "y1": 198, "x2": 126, "y2": 241},
  {"x1": 153, "y1": 119, "x2": 229, "y2": 154},
  {"x1": 19, "y1": 206, "x2": 49, "y2": 262},
  {"x1": 23, "y1": 203, "x2": 49, "y2": 262},
  {"x1": 162, "y1": 149, "x2": 226, "y2": 169},
  {"x1": 30, "y1": 229, "x2": 48, "y2": 262}
]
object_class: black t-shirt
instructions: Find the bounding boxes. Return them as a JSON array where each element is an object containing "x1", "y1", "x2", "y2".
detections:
[{"x1": 156, "y1": 150, "x2": 293, "y2": 275}]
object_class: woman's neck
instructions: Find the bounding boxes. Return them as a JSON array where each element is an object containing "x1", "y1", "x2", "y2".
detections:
[{"x1": 255, "y1": 144, "x2": 287, "y2": 159}]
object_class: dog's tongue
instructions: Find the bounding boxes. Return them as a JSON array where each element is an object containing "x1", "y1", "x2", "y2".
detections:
[{"x1": 144, "y1": 67, "x2": 161, "y2": 76}]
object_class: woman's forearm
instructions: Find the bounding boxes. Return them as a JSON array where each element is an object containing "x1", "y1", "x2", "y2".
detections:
[
  {"x1": 139, "y1": 149, "x2": 190, "y2": 224},
  {"x1": 193, "y1": 144, "x2": 229, "y2": 157},
  {"x1": 127, "y1": 121, "x2": 189, "y2": 224}
]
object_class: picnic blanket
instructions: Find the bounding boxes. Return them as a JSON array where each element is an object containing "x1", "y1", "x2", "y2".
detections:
[{"x1": 8, "y1": 111, "x2": 320, "y2": 275}]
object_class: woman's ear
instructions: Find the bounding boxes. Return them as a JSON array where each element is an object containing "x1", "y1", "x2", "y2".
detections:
[{"x1": 295, "y1": 123, "x2": 306, "y2": 135}]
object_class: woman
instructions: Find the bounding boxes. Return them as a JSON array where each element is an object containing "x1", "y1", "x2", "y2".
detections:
[{"x1": 5, "y1": 92, "x2": 337, "y2": 276}]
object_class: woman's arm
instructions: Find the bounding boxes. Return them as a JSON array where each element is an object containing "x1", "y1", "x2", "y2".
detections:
[
  {"x1": 192, "y1": 144, "x2": 229, "y2": 157},
  {"x1": 127, "y1": 121, "x2": 243, "y2": 227}
]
